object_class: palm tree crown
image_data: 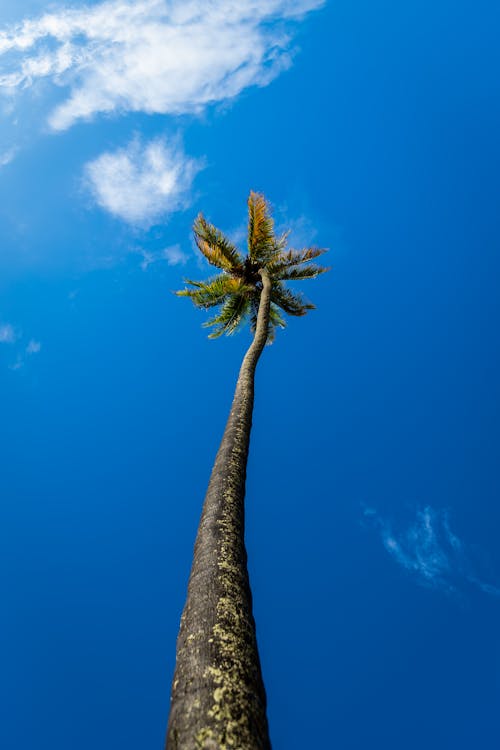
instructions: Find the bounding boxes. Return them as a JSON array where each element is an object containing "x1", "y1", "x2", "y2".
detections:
[{"x1": 177, "y1": 191, "x2": 328, "y2": 341}]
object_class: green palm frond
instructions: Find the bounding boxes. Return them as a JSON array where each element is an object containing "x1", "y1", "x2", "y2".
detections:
[
  {"x1": 250, "y1": 300, "x2": 285, "y2": 344},
  {"x1": 267, "y1": 247, "x2": 328, "y2": 278},
  {"x1": 271, "y1": 282, "x2": 315, "y2": 316},
  {"x1": 194, "y1": 214, "x2": 244, "y2": 272},
  {"x1": 274, "y1": 263, "x2": 328, "y2": 281},
  {"x1": 274, "y1": 230, "x2": 291, "y2": 252},
  {"x1": 177, "y1": 274, "x2": 250, "y2": 309},
  {"x1": 177, "y1": 191, "x2": 328, "y2": 341},
  {"x1": 269, "y1": 302, "x2": 286, "y2": 329},
  {"x1": 204, "y1": 293, "x2": 251, "y2": 338}
]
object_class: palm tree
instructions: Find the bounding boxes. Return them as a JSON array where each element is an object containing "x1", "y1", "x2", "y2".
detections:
[{"x1": 166, "y1": 192, "x2": 327, "y2": 750}]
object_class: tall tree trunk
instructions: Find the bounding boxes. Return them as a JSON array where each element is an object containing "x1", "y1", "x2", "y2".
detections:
[{"x1": 166, "y1": 270, "x2": 273, "y2": 750}]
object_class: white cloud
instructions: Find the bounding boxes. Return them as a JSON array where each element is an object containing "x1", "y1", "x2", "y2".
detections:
[
  {"x1": 0, "y1": 147, "x2": 17, "y2": 166},
  {"x1": 84, "y1": 136, "x2": 201, "y2": 225},
  {"x1": 163, "y1": 244, "x2": 189, "y2": 266},
  {"x1": 0, "y1": 0, "x2": 324, "y2": 131},
  {"x1": 0, "y1": 323, "x2": 17, "y2": 343},
  {"x1": 26, "y1": 338, "x2": 41, "y2": 354},
  {"x1": 1, "y1": 330, "x2": 41, "y2": 370},
  {"x1": 365, "y1": 505, "x2": 500, "y2": 598}
]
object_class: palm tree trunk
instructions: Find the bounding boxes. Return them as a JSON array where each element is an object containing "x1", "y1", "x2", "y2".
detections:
[{"x1": 166, "y1": 270, "x2": 273, "y2": 750}]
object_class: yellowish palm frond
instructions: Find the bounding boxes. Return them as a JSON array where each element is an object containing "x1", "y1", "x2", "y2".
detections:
[
  {"x1": 194, "y1": 214, "x2": 244, "y2": 272},
  {"x1": 247, "y1": 191, "x2": 278, "y2": 265}
]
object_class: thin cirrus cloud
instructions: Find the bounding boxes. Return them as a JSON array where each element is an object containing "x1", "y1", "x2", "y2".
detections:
[
  {"x1": 0, "y1": 0, "x2": 325, "y2": 131},
  {"x1": 364, "y1": 505, "x2": 500, "y2": 598},
  {"x1": 9, "y1": 339, "x2": 42, "y2": 370},
  {"x1": 84, "y1": 137, "x2": 202, "y2": 225},
  {"x1": 139, "y1": 244, "x2": 189, "y2": 270},
  {"x1": 0, "y1": 326, "x2": 41, "y2": 369}
]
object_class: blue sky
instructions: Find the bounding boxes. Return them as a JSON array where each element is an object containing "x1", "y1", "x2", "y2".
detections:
[{"x1": 1, "y1": 1, "x2": 499, "y2": 748}]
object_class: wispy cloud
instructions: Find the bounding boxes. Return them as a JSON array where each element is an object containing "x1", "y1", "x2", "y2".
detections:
[
  {"x1": 26, "y1": 339, "x2": 41, "y2": 355},
  {"x1": 276, "y1": 209, "x2": 319, "y2": 248},
  {"x1": 84, "y1": 136, "x2": 201, "y2": 225},
  {"x1": 364, "y1": 505, "x2": 500, "y2": 598},
  {"x1": 139, "y1": 243, "x2": 189, "y2": 270},
  {"x1": 0, "y1": 0, "x2": 324, "y2": 131},
  {"x1": 0, "y1": 146, "x2": 17, "y2": 166},
  {"x1": 163, "y1": 244, "x2": 189, "y2": 266},
  {"x1": 0, "y1": 322, "x2": 18, "y2": 343},
  {"x1": 1, "y1": 327, "x2": 42, "y2": 370},
  {"x1": 9, "y1": 337, "x2": 42, "y2": 370}
]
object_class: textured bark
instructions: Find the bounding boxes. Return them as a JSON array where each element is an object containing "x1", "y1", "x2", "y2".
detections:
[{"x1": 166, "y1": 270, "x2": 273, "y2": 750}]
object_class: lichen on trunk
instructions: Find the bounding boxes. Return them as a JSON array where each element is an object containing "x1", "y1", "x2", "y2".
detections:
[{"x1": 166, "y1": 270, "x2": 273, "y2": 750}]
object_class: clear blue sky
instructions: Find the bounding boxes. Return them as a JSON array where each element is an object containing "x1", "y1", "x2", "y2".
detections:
[{"x1": 1, "y1": 1, "x2": 499, "y2": 748}]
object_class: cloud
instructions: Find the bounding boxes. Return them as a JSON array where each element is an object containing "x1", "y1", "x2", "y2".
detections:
[
  {"x1": 26, "y1": 339, "x2": 41, "y2": 354},
  {"x1": 0, "y1": 0, "x2": 324, "y2": 131},
  {"x1": 365, "y1": 505, "x2": 500, "y2": 598},
  {"x1": 0, "y1": 323, "x2": 17, "y2": 343},
  {"x1": 0, "y1": 147, "x2": 17, "y2": 166},
  {"x1": 139, "y1": 243, "x2": 189, "y2": 270},
  {"x1": 84, "y1": 136, "x2": 201, "y2": 225},
  {"x1": 1, "y1": 331, "x2": 42, "y2": 370},
  {"x1": 163, "y1": 244, "x2": 189, "y2": 266},
  {"x1": 276, "y1": 209, "x2": 319, "y2": 248}
]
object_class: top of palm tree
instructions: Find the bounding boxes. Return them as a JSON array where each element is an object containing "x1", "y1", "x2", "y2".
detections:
[{"x1": 177, "y1": 191, "x2": 329, "y2": 341}]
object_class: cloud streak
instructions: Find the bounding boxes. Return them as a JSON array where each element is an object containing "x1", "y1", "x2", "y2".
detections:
[
  {"x1": 365, "y1": 505, "x2": 500, "y2": 598},
  {"x1": 0, "y1": 0, "x2": 324, "y2": 131}
]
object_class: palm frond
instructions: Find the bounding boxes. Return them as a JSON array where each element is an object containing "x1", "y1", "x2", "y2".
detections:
[
  {"x1": 271, "y1": 282, "x2": 315, "y2": 316},
  {"x1": 275, "y1": 230, "x2": 291, "y2": 251},
  {"x1": 247, "y1": 192, "x2": 278, "y2": 265},
  {"x1": 204, "y1": 294, "x2": 251, "y2": 338},
  {"x1": 268, "y1": 246, "x2": 327, "y2": 271},
  {"x1": 267, "y1": 303, "x2": 286, "y2": 343},
  {"x1": 194, "y1": 214, "x2": 244, "y2": 272},
  {"x1": 270, "y1": 303, "x2": 286, "y2": 327},
  {"x1": 250, "y1": 299, "x2": 285, "y2": 344},
  {"x1": 176, "y1": 274, "x2": 250, "y2": 309},
  {"x1": 275, "y1": 263, "x2": 329, "y2": 281}
]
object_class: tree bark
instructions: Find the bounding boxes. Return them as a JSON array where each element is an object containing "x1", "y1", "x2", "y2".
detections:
[{"x1": 166, "y1": 270, "x2": 273, "y2": 750}]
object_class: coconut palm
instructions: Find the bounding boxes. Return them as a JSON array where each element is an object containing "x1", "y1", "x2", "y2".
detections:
[{"x1": 166, "y1": 192, "x2": 328, "y2": 750}]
